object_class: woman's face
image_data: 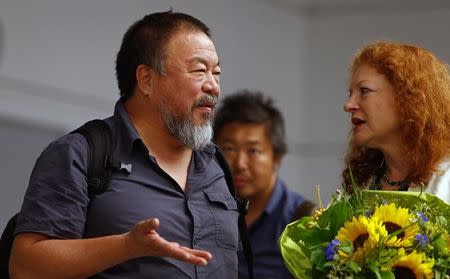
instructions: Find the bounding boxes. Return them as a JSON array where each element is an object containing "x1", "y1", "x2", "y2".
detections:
[{"x1": 344, "y1": 64, "x2": 402, "y2": 149}]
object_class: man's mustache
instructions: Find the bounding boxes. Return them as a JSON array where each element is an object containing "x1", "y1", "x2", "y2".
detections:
[{"x1": 194, "y1": 95, "x2": 218, "y2": 107}]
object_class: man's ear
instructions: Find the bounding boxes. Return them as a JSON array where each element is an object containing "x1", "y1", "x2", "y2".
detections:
[
  {"x1": 135, "y1": 64, "x2": 153, "y2": 97},
  {"x1": 273, "y1": 153, "x2": 284, "y2": 171}
]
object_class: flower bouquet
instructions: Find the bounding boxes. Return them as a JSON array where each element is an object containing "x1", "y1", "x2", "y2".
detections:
[{"x1": 279, "y1": 181, "x2": 450, "y2": 278}]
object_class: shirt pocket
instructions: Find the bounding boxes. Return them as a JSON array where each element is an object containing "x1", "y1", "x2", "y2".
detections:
[{"x1": 203, "y1": 189, "x2": 240, "y2": 250}]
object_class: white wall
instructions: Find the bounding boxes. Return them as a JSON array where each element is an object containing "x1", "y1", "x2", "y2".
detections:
[{"x1": 0, "y1": 0, "x2": 308, "y2": 229}]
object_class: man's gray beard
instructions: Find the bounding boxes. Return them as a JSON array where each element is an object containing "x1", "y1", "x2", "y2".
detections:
[{"x1": 161, "y1": 106, "x2": 213, "y2": 150}]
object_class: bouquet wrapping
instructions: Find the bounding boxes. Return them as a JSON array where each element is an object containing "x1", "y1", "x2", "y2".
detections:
[{"x1": 279, "y1": 189, "x2": 450, "y2": 278}]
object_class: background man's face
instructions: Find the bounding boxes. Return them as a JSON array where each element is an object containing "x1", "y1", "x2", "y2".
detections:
[{"x1": 215, "y1": 122, "x2": 280, "y2": 200}]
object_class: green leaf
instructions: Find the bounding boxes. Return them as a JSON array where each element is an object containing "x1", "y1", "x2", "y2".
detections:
[
  {"x1": 379, "y1": 271, "x2": 395, "y2": 279},
  {"x1": 286, "y1": 218, "x2": 314, "y2": 243},
  {"x1": 433, "y1": 236, "x2": 447, "y2": 255},
  {"x1": 367, "y1": 262, "x2": 380, "y2": 275},
  {"x1": 310, "y1": 245, "x2": 327, "y2": 269},
  {"x1": 285, "y1": 217, "x2": 334, "y2": 247},
  {"x1": 436, "y1": 215, "x2": 447, "y2": 228},
  {"x1": 279, "y1": 221, "x2": 313, "y2": 278},
  {"x1": 339, "y1": 240, "x2": 353, "y2": 254},
  {"x1": 347, "y1": 261, "x2": 361, "y2": 273},
  {"x1": 328, "y1": 201, "x2": 352, "y2": 235}
]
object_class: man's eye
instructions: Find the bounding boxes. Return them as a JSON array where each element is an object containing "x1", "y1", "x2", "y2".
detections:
[{"x1": 222, "y1": 146, "x2": 235, "y2": 152}]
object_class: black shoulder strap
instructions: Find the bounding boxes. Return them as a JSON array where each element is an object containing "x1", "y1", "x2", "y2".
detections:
[
  {"x1": 70, "y1": 119, "x2": 114, "y2": 199},
  {"x1": 214, "y1": 148, "x2": 254, "y2": 279},
  {"x1": 290, "y1": 200, "x2": 316, "y2": 222}
]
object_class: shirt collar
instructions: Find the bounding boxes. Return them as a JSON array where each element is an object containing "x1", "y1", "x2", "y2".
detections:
[
  {"x1": 112, "y1": 99, "x2": 144, "y2": 156},
  {"x1": 263, "y1": 178, "x2": 284, "y2": 215}
]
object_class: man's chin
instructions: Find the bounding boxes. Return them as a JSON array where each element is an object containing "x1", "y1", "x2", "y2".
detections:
[
  {"x1": 235, "y1": 190, "x2": 252, "y2": 200},
  {"x1": 191, "y1": 119, "x2": 212, "y2": 128},
  {"x1": 192, "y1": 109, "x2": 213, "y2": 122}
]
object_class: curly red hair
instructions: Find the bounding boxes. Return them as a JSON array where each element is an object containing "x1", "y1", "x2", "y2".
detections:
[{"x1": 342, "y1": 41, "x2": 450, "y2": 189}]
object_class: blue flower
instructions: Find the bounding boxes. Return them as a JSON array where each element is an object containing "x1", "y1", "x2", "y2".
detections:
[
  {"x1": 325, "y1": 239, "x2": 340, "y2": 261},
  {"x1": 365, "y1": 209, "x2": 374, "y2": 217},
  {"x1": 416, "y1": 212, "x2": 429, "y2": 222},
  {"x1": 415, "y1": 234, "x2": 429, "y2": 247}
]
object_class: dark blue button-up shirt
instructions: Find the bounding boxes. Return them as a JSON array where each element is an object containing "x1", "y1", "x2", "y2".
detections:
[
  {"x1": 238, "y1": 180, "x2": 306, "y2": 279},
  {"x1": 16, "y1": 100, "x2": 239, "y2": 278}
]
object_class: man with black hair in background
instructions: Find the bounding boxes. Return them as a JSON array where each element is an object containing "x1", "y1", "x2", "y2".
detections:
[{"x1": 214, "y1": 90, "x2": 314, "y2": 279}]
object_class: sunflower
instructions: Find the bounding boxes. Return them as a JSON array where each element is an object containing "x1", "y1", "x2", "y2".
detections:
[
  {"x1": 372, "y1": 203, "x2": 419, "y2": 247},
  {"x1": 390, "y1": 249, "x2": 434, "y2": 279},
  {"x1": 335, "y1": 215, "x2": 387, "y2": 262}
]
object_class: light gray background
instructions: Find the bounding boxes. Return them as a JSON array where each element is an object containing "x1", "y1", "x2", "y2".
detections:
[{"x1": 1, "y1": 0, "x2": 450, "y2": 229}]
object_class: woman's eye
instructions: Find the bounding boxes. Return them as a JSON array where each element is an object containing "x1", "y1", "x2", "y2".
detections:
[{"x1": 360, "y1": 87, "x2": 371, "y2": 94}]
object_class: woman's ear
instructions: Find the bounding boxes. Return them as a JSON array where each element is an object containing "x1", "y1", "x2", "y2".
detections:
[{"x1": 135, "y1": 64, "x2": 153, "y2": 97}]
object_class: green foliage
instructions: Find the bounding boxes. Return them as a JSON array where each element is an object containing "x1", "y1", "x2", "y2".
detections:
[{"x1": 279, "y1": 189, "x2": 450, "y2": 278}]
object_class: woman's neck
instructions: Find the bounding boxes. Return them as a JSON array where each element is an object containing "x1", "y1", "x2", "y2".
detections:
[
  {"x1": 380, "y1": 143, "x2": 409, "y2": 181},
  {"x1": 383, "y1": 154, "x2": 409, "y2": 182},
  {"x1": 378, "y1": 146, "x2": 411, "y2": 191}
]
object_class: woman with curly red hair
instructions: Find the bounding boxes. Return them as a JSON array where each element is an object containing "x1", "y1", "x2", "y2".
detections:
[{"x1": 342, "y1": 41, "x2": 450, "y2": 203}]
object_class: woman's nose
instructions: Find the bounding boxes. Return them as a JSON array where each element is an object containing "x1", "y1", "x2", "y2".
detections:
[{"x1": 344, "y1": 94, "x2": 358, "y2": 112}]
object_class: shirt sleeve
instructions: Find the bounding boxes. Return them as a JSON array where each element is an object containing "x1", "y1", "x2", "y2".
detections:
[{"x1": 15, "y1": 133, "x2": 90, "y2": 239}]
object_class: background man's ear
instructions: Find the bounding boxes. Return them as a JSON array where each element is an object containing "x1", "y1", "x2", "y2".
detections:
[
  {"x1": 273, "y1": 153, "x2": 284, "y2": 171},
  {"x1": 135, "y1": 64, "x2": 153, "y2": 97}
]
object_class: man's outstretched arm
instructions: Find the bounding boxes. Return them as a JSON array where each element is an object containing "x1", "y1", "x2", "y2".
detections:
[{"x1": 10, "y1": 218, "x2": 212, "y2": 279}]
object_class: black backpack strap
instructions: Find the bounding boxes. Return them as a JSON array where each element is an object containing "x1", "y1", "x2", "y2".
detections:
[
  {"x1": 70, "y1": 119, "x2": 114, "y2": 200},
  {"x1": 215, "y1": 148, "x2": 254, "y2": 279},
  {"x1": 290, "y1": 200, "x2": 316, "y2": 222}
]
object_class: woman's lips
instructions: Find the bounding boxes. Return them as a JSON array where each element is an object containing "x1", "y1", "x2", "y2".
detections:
[
  {"x1": 351, "y1": 117, "x2": 366, "y2": 131},
  {"x1": 351, "y1": 117, "x2": 365, "y2": 126}
]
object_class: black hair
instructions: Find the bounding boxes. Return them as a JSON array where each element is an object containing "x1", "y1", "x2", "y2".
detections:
[
  {"x1": 213, "y1": 90, "x2": 287, "y2": 157},
  {"x1": 115, "y1": 10, "x2": 210, "y2": 99}
]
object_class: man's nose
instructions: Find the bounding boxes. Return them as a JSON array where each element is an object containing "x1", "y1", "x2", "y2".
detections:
[
  {"x1": 234, "y1": 151, "x2": 248, "y2": 171},
  {"x1": 203, "y1": 73, "x2": 220, "y2": 97}
]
